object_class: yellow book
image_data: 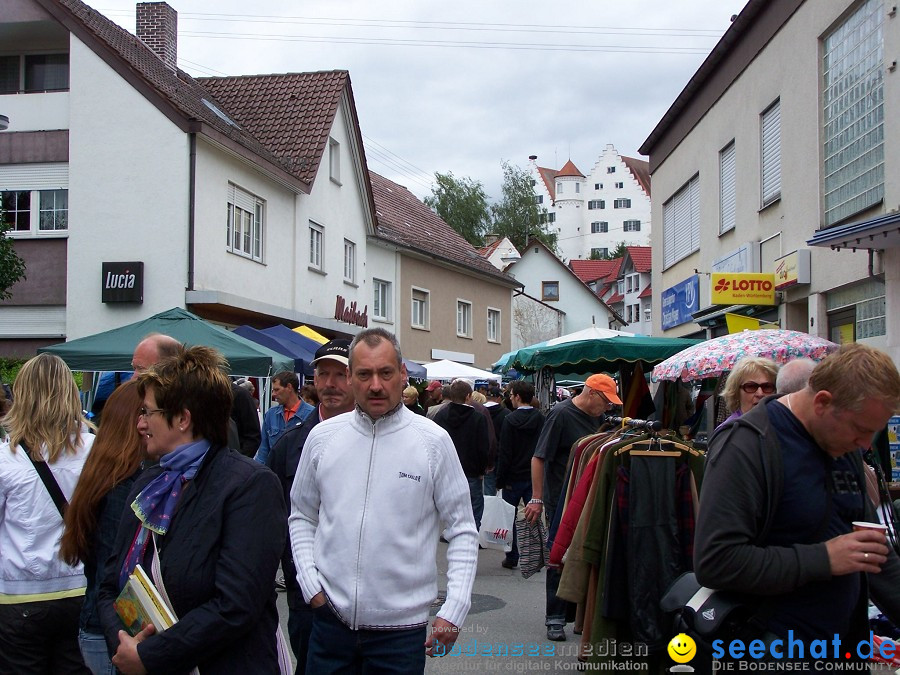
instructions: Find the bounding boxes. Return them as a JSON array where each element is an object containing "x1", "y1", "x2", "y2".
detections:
[{"x1": 114, "y1": 564, "x2": 177, "y2": 635}]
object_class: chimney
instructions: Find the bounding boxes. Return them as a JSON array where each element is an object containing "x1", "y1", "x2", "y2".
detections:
[
  {"x1": 136, "y1": 2, "x2": 177, "y2": 71},
  {"x1": 483, "y1": 234, "x2": 499, "y2": 246}
]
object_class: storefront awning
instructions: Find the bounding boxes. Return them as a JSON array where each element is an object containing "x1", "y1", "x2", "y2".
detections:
[{"x1": 806, "y1": 212, "x2": 900, "y2": 251}]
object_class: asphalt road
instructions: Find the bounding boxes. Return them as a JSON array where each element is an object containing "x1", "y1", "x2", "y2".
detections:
[{"x1": 276, "y1": 542, "x2": 583, "y2": 673}]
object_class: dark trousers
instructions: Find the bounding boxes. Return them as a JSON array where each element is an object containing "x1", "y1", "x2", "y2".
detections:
[
  {"x1": 0, "y1": 596, "x2": 90, "y2": 674},
  {"x1": 468, "y1": 476, "x2": 485, "y2": 531},
  {"x1": 544, "y1": 502, "x2": 571, "y2": 626},
  {"x1": 501, "y1": 479, "x2": 532, "y2": 563},
  {"x1": 287, "y1": 589, "x2": 314, "y2": 675},
  {"x1": 306, "y1": 604, "x2": 427, "y2": 674}
]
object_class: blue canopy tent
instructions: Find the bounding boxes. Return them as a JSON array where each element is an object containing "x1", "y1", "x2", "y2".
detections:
[{"x1": 232, "y1": 325, "x2": 314, "y2": 376}]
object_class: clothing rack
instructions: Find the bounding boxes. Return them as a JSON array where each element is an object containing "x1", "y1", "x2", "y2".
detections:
[{"x1": 605, "y1": 416, "x2": 662, "y2": 432}]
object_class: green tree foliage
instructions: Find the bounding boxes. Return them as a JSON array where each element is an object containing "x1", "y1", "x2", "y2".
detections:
[
  {"x1": 424, "y1": 172, "x2": 492, "y2": 247},
  {"x1": 0, "y1": 220, "x2": 26, "y2": 301},
  {"x1": 590, "y1": 241, "x2": 628, "y2": 261},
  {"x1": 491, "y1": 161, "x2": 558, "y2": 254}
]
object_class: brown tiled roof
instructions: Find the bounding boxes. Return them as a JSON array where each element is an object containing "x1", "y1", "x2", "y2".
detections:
[
  {"x1": 622, "y1": 155, "x2": 651, "y2": 198},
  {"x1": 536, "y1": 166, "x2": 558, "y2": 201},
  {"x1": 478, "y1": 239, "x2": 502, "y2": 258},
  {"x1": 557, "y1": 159, "x2": 585, "y2": 178},
  {"x1": 638, "y1": 284, "x2": 653, "y2": 299},
  {"x1": 626, "y1": 246, "x2": 652, "y2": 273},
  {"x1": 38, "y1": 0, "x2": 331, "y2": 190},
  {"x1": 569, "y1": 259, "x2": 618, "y2": 284},
  {"x1": 607, "y1": 292, "x2": 625, "y2": 305},
  {"x1": 603, "y1": 257, "x2": 624, "y2": 283},
  {"x1": 198, "y1": 72, "x2": 348, "y2": 186},
  {"x1": 369, "y1": 172, "x2": 519, "y2": 287}
]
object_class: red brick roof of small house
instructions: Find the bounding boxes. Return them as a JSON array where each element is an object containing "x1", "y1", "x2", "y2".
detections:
[
  {"x1": 569, "y1": 259, "x2": 619, "y2": 284},
  {"x1": 638, "y1": 285, "x2": 653, "y2": 299},
  {"x1": 478, "y1": 239, "x2": 502, "y2": 258},
  {"x1": 622, "y1": 155, "x2": 651, "y2": 198},
  {"x1": 369, "y1": 172, "x2": 518, "y2": 286},
  {"x1": 603, "y1": 257, "x2": 625, "y2": 283},
  {"x1": 625, "y1": 246, "x2": 652, "y2": 274},
  {"x1": 607, "y1": 292, "x2": 625, "y2": 305}
]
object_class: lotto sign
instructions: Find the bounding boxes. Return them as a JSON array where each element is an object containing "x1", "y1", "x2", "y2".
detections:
[{"x1": 710, "y1": 273, "x2": 776, "y2": 305}]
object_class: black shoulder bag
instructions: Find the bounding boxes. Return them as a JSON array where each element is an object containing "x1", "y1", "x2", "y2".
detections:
[{"x1": 21, "y1": 441, "x2": 69, "y2": 517}]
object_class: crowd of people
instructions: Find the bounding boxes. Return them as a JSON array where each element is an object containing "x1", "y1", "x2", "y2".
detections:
[{"x1": 0, "y1": 331, "x2": 899, "y2": 673}]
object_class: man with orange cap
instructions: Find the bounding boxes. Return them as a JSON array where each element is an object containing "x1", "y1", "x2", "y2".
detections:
[{"x1": 524, "y1": 373, "x2": 621, "y2": 642}]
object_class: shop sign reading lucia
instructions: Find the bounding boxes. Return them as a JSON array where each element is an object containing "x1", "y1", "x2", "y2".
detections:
[
  {"x1": 710, "y1": 273, "x2": 776, "y2": 305},
  {"x1": 334, "y1": 295, "x2": 368, "y2": 327}
]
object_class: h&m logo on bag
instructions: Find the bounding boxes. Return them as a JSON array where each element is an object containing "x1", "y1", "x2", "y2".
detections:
[{"x1": 490, "y1": 529, "x2": 509, "y2": 541}]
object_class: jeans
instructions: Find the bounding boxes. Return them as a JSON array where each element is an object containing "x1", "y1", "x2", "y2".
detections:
[
  {"x1": 286, "y1": 589, "x2": 314, "y2": 675},
  {"x1": 482, "y1": 469, "x2": 497, "y2": 496},
  {"x1": 500, "y1": 480, "x2": 532, "y2": 563},
  {"x1": 78, "y1": 629, "x2": 113, "y2": 675},
  {"x1": 306, "y1": 604, "x2": 427, "y2": 674},
  {"x1": 468, "y1": 476, "x2": 485, "y2": 531},
  {"x1": 544, "y1": 502, "x2": 570, "y2": 626},
  {"x1": 0, "y1": 596, "x2": 90, "y2": 674}
]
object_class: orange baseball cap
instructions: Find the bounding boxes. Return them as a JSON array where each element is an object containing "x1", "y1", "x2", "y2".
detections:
[{"x1": 584, "y1": 374, "x2": 622, "y2": 405}]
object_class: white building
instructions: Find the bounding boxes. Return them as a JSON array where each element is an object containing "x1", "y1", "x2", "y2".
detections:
[
  {"x1": 531, "y1": 145, "x2": 651, "y2": 264},
  {"x1": 641, "y1": 0, "x2": 898, "y2": 365}
]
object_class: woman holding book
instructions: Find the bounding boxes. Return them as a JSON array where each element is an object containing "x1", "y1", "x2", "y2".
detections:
[
  {"x1": 98, "y1": 345, "x2": 286, "y2": 674},
  {"x1": 0, "y1": 353, "x2": 95, "y2": 673},
  {"x1": 61, "y1": 380, "x2": 145, "y2": 675}
]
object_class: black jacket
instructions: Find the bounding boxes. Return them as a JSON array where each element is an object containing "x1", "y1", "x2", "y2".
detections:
[
  {"x1": 99, "y1": 445, "x2": 286, "y2": 674},
  {"x1": 695, "y1": 395, "x2": 900, "y2": 643},
  {"x1": 434, "y1": 402, "x2": 490, "y2": 478},
  {"x1": 230, "y1": 385, "x2": 261, "y2": 457},
  {"x1": 496, "y1": 407, "x2": 544, "y2": 486}
]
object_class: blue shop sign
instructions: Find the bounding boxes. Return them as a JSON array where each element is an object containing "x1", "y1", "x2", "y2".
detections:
[{"x1": 661, "y1": 275, "x2": 699, "y2": 330}]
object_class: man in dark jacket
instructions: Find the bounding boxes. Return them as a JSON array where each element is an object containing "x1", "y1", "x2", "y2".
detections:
[
  {"x1": 483, "y1": 385, "x2": 510, "y2": 496},
  {"x1": 434, "y1": 379, "x2": 491, "y2": 530},
  {"x1": 496, "y1": 381, "x2": 544, "y2": 569},
  {"x1": 268, "y1": 339, "x2": 354, "y2": 675},
  {"x1": 695, "y1": 343, "x2": 900, "y2": 656}
]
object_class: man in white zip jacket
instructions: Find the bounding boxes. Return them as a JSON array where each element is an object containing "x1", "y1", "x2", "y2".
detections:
[{"x1": 289, "y1": 328, "x2": 478, "y2": 673}]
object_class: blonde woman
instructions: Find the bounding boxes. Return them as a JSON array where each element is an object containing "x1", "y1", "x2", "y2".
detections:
[
  {"x1": 719, "y1": 356, "x2": 779, "y2": 428},
  {"x1": 0, "y1": 353, "x2": 95, "y2": 673}
]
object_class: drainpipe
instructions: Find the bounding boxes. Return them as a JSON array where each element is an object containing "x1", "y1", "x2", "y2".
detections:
[{"x1": 188, "y1": 132, "x2": 196, "y2": 291}]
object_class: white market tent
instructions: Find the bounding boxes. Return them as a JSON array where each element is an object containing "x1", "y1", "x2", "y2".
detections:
[
  {"x1": 544, "y1": 325, "x2": 634, "y2": 346},
  {"x1": 424, "y1": 359, "x2": 502, "y2": 382}
]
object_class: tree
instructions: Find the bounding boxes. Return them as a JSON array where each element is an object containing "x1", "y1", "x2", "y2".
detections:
[
  {"x1": 424, "y1": 171, "x2": 492, "y2": 247},
  {"x1": 590, "y1": 240, "x2": 628, "y2": 261},
  {"x1": 0, "y1": 219, "x2": 26, "y2": 301},
  {"x1": 491, "y1": 161, "x2": 557, "y2": 254}
]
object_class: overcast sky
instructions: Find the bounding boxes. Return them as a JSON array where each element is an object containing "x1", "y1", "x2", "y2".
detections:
[{"x1": 99, "y1": 0, "x2": 747, "y2": 201}]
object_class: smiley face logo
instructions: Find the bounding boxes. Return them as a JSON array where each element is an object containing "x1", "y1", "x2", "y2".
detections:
[{"x1": 667, "y1": 633, "x2": 697, "y2": 664}]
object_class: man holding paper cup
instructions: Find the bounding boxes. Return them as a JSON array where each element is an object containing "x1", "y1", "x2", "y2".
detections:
[{"x1": 695, "y1": 343, "x2": 900, "y2": 650}]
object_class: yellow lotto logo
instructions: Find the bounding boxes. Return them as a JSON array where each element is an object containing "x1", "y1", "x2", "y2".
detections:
[
  {"x1": 710, "y1": 273, "x2": 776, "y2": 305},
  {"x1": 667, "y1": 633, "x2": 697, "y2": 664}
]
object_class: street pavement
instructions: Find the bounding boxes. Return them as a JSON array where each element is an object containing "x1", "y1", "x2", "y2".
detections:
[{"x1": 277, "y1": 542, "x2": 583, "y2": 673}]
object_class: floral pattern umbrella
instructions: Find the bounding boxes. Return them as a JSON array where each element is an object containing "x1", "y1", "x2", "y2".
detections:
[{"x1": 651, "y1": 329, "x2": 839, "y2": 382}]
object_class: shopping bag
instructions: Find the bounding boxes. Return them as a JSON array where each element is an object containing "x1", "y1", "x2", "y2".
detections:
[{"x1": 479, "y1": 494, "x2": 515, "y2": 552}]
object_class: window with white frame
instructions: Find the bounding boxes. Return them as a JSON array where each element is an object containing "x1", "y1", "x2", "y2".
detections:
[
  {"x1": 719, "y1": 140, "x2": 736, "y2": 234},
  {"x1": 592, "y1": 247, "x2": 608, "y2": 258},
  {"x1": 591, "y1": 221, "x2": 608, "y2": 234},
  {"x1": 487, "y1": 308, "x2": 501, "y2": 343},
  {"x1": 663, "y1": 174, "x2": 700, "y2": 269},
  {"x1": 623, "y1": 219, "x2": 641, "y2": 232},
  {"x1": 615, "y1": 182, "x2": 624, "y2": 189},
  {"x1": 227, "y1": 183, "x2": 264, "y2": 262},
  {"x1": 588, "y1": 200, "x2": 605, "y2": 210},
  {"x1": 308, "y1": 221, "x2": 323, "y2": 270},
  {"x1": 595, "y1": 183, "x2": 603, "y2": 190},
  {"x1": 542, "y1": 281, "x2": 559, "y2": 301},
  {"x1": 1, "y1": 164, "x2": 69, "y2": 236},
  {"x1": 614, "y1": 198, "x2": 631, "y2": 209},
  {"x1": 329, "y1": 137, "x2": 341, "y2": 184},
  {"x1": 457, "y1": 300, "x2": 472, "y2": 338},
  {"x1": 760, "y1": 99, "x2": 781, "y2": 207},
  {"x1": 607, "y1": 166, "x2": 616, "y2": 174},
  {"x1": 534, "y1": 194, "x2": 543, "y2": 204},
  {"x1": 556, "y1": 182, "x2": 563, "y2": 195},
  {"x1": 627, "y1": 273, "x2": 640, "y2": 294},
  {"x1": 343, "y1": 239, "x2": 355, "y2": 283},
  {"x1": 575, "y1": 183, "x2": 580, "y2": 194},
  {"x1": 823, "y1": 0, "x2": 884, "y2": 226},
  {"x1": 617, "y1": 279, "x2": 625, "y2": 295},
  {"x1": 373, "y1": 279, "x2": 391, "y2": 321},
  {"x1": 411, "y1": 287, "x2": 430, "y2": 329}
]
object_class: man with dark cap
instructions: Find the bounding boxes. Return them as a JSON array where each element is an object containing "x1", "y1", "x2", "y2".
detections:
[
  {"x1": 268, "y1": 339, "x2": 354, "y2": 674},
  {"x1": 482, "y1": 385, "x2": 510, "y2": 496}
]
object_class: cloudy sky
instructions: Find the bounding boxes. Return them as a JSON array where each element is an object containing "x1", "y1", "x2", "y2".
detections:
[{"x1": 99, "y1": 0, "x2": 747, "y2": 201}]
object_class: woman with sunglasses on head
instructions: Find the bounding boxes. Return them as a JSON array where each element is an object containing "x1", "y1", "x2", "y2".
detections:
[
  {"x1": 719, "y1": 356, "x2": 779, "y2": 429},
  {"x1": 0, "y1": 353, "x2": 95, "y2": 674},
  {"x1": 60, "y1": 380, "x2": 145, "y2": 675},
  {"x1": 98, "y1": 345, "x2": 286, "y2": 675}
]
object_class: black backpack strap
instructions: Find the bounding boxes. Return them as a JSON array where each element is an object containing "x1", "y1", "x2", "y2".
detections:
[{"x1": 21, "y1": 441, "x2": 68, "y2": 518}]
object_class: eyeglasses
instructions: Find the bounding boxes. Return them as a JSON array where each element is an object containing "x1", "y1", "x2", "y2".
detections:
[
  {"x1": 740, "y1": 382, "x2": 775, "y2": 394},
  {"x1": 139, "y1": 407, "x2": 165, "y2": 418}
]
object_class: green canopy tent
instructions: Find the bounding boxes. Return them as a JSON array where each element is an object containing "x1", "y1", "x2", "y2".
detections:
[{"x1": 39, "y1": 307, "x2": 293, "y2": 377}]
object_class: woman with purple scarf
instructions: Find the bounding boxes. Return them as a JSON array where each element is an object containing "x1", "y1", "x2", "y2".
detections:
[{"x1": 98, "y1": 346, "x2": 286, "y2": 674}]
